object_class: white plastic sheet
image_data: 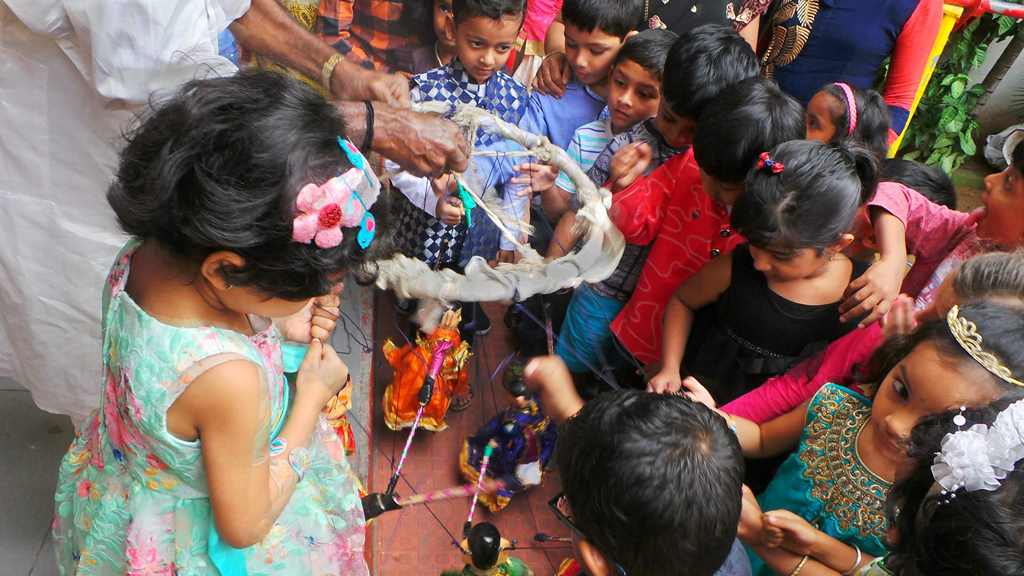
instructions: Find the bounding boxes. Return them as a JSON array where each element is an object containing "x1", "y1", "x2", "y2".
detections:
[{"x1": 0, "y1": 0, "x2": 248, "y2": 420}]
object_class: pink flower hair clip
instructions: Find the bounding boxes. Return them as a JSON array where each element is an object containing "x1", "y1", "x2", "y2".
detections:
[{"x1": 291, "y1": 173, "x2": 369, "y2": 249}]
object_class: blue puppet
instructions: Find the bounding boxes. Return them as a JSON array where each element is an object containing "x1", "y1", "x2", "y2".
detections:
[{"x1": 458, "y1": 360, "x2": 557, "y2": 512}]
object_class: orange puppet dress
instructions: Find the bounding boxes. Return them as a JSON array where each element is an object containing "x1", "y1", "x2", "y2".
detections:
[{"x1": 382, "y1": 310, "x2": 471, "y2": 431}]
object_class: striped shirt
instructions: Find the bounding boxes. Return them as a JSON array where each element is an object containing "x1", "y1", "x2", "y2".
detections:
[{"x1": 554, "y1": 109, "x2": 612, "y2": 196}]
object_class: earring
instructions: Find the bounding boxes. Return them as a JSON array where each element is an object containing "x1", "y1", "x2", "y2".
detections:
[{"x1": 224, "y1": 283, "x2": 232, "y2": 290}]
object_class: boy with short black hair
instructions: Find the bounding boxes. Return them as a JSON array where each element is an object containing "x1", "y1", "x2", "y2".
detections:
[
  {"x1": 608, "y1": 25, "x2": 806, "y2": 367},
  {"x1": 390, "y1": 0, "x2": 528, "y2": 336},
  {"x1": 525, "y1": 356, "x2": 751, "y2": 576},
  {"x1": 519, "y1": 0, "x2": 643, "y2": 150}
]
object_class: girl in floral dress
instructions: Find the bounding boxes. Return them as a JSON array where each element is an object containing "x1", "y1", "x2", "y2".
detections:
[{"x1": 52, "y1": 71, "x2": 386, "y2": 575}]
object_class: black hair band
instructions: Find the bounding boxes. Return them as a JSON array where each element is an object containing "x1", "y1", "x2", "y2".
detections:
[{"x1": 362, "y1": 100, "x2": 375, "y2": 153}]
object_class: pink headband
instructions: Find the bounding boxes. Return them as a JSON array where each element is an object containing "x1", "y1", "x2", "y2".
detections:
[{"x1": 833, "y1": 82, "x2": 857, "y2": 136}]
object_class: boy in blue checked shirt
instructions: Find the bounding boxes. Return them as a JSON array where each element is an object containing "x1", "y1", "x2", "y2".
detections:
[{"x1": 389, "y1": 0, "x2": 530, "y2": 336}]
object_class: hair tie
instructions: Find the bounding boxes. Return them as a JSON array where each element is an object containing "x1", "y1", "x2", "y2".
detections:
[
  {"x1": 757, "y1": 152, "x2": 784, "y2": 174},
  {"x1": 833, "y1": 82, "x2": 857, "y2": 137}
]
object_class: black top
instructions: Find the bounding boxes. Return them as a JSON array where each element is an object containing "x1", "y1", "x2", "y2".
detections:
[
  {"x1": 641, "y1": 0, "x2": 736, "y2": 34},
  {"x1": 684, "y1": 244, "x2": 868, "y2": 404}
]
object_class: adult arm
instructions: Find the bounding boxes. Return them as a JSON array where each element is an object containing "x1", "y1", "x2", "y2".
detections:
[
  {"x1": 230, "y1": 0, "x2": 409, "y2": 106},
  {"x1": 721, "y1": 323, "x2": 883, "y2": 422},
  {"x1": 335, "y1": 101, "x2": 469, "y2": 176},
  {"x1": 881, "y1": 0, "x2": 943, "y2": 139}
]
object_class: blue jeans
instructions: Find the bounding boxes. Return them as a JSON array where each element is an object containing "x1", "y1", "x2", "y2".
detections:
[{"x1": 555, "y1": 283, "x2": 625, "y2": 373}]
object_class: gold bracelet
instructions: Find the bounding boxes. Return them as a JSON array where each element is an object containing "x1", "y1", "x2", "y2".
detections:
[
  {"x1": 788, "y1": 555, "x2": 809, "y2": 576},
  {"x1": 321, "y1": 52, "x2": 345, "y2": 97}
]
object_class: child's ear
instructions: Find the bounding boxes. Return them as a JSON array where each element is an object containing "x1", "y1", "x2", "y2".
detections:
[
  {"x1": 443, "y1": 12, "x2": 456, "y2": 43},
  {"x1": 578, "y1": 538, "x2": 614, "y2": 576},
  {"x1": 200, "y1": 251, "x2": 245, "y2": 291},
  {"x1": 833, "y1": 233, "x2": 855, "y2": 253}
]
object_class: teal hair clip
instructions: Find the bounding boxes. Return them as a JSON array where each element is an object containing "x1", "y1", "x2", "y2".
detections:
[
  {"x1": 337, "y1": 137, "x2": 377, "y2": 249},
  {"x1": 456, "y1": 178, "x2": 477, "y2": 228}
]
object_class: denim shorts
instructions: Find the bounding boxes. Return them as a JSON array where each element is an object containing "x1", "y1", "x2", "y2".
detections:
[{"x1": 555, "y1": 283, "x2": 626, "y2": 373}]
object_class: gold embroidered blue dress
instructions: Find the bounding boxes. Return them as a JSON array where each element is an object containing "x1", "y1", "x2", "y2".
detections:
[{"x1": 749, "y1": 384, "x2": 890, "y2": 575}]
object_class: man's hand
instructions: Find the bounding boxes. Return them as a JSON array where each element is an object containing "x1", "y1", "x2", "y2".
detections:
[
  {"x1": 534, "y1": 52, "x2": 570, "y2": 97},
  {"x1": 333, "y1": 67, "x2": 410, "y2": 108},
  {"x1": 370, "y1": 105, "x2": 470, "y2": 177},
  {"x1": 609, "y1": 142, "x2": 652, "y2": 192}
]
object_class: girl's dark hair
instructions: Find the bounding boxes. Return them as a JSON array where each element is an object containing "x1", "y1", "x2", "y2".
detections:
[
  {"x1": 613, "y1": 28, "x2": 678, "y2": 81},
  {"x1": 108, "y1": 70, "x2": 392, "y2": 300},
  {"x1": 821, "y1": 83, "x2": 890, "y2": 160},
  {"x1": 881, "y1": 158, "x2": 957, "y2": 210},
  {"x1": 731, "y1": 140, "x2": 878, "y2": 253},
  {"x1": 954, "y1": 249, "x2": 1024, "y2": 302},
  {"x1": 884, "y1": 398, "x2": 1024, "y2": 575},
  {"x1": 859, "y1": 300, "x2": 1024, "y2": 404}
]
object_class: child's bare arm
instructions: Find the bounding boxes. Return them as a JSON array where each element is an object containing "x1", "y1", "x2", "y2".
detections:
[
  {"x1": 523, "y1": 355, "x2": 584, "y2": 424},
  {"x1": 841, "y1": 209, "x2": 907, "y2": 326},
  {"x1": 762, "y1": 510, "x2": 875, "y2": 574},
  {"x1": 727, "y1": 402, "x2": 808, "y2": 459},
  {"x1": 182, "y1": 340, "x2": 347, "y2": 548},
  {"x1": 649, "y1": 254, "x2": 732, "y2": 393}
]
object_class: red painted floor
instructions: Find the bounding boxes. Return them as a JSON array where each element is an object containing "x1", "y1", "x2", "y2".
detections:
[{"x1": 367, "y1": 296, "x2": 571, "y2": 575}]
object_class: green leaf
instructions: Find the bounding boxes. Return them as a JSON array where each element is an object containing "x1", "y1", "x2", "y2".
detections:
[
  {"x1": 947, "y1": 118, "x2": 964, "y2": 134},
  {"x1": 973, "y1": 45, "x2": 989, "y2": 69},
  {"x1": 926, "y1": 149, "x2": 944, "y2": 166},
  {"x1": 959, "y1": 131, "x2": 977, "y2": 156},
  {"x1": 934, "y1": 135, "x2": 954, "y2": 150},
  {"x1": 997, "y1": 15, "x2": 1016, "y2": 36},
  {"x1": 940, "y1": 74, "x2": 957, "y2": 87},
  {"x1": 940, "y1": 106, "x2": 959, "y2": 127},
  {"x1": 950, "y1": 79, "x2": 966, "y2": 98},
  {"x1": 941, "y1": 153, "x2": 957, "y2": 174},
  {"x1": 968, "y1": 84, "x2": 987, "y2": 97},
  {"x1": 902, "y1": 151, "x2": 921, "y2": 162}
]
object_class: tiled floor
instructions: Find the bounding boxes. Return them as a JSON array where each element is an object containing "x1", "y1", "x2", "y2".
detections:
[
  {"x1": 0, "y1": 379, "x2": 71, "y2": 576},
  {"x1": 366, "y1": 298, "x2": 571, "y2": 576}
]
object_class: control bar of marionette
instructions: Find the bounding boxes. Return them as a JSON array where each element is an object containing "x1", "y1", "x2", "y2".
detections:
[
  {"x1": 384, "y1": 339, "x2": 455, "y2": 496},
  {"x1": 395, "y1": 484, "x2": 476, "y2": 507},
  {"x1": 464, "y1": 439, "x2": 498, "y2": 536}
]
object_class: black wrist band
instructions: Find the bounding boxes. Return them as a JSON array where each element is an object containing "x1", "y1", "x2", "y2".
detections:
[{"x1": 362, "y1": 100, "x2": 374, "y2": 152}]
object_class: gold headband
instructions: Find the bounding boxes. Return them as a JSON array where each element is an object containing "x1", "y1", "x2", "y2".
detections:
[{"x1": 946, "y1": 305, "x2": 1024, "y2": 388}]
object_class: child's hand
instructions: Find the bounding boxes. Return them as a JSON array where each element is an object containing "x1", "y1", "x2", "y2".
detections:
[
  {"x1": 679, "y1": 376, "x2": 717, "y2": 410},
  {"x1": 840, "y1": 257, "x2": 905, "y2": 326},
  {"x1": 647, "y1": 368, "x2": 682, "y2": 394},
  {"x1": 761, "y1": 510, "x2": 823, "y2": 557},
  {"x1": 534, "y1": 52, "x2": 570, "y2": 98},
  {"x1": 523, "y1": 355, "x2": 584, "y2": 424},
  {"x1": 737, "y1": 485, "x2": 767, "y2": 545},
  {"x1": 296, "y1": 339, "x2": 350, "y2": 405},
  {"x1": 511, "y1": 163, "x2": 558, "y2": 196},
  {"x1": 882, "y1": 294, "x2": 917, "y2": 340},
  {"x1": 436, "y1": 194, "x2": 465, "y2": 226},
  {"x1": 278, "y1": 291, "x2": 342, "y2": 344},
  {"x1": 609, "y1": 142, "x2": 652, "y2": 192}
]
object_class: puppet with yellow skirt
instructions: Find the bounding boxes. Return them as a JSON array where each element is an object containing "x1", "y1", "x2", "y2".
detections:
[{"x1": 382, "y1": 308, "x2": 472, "y2": 432}]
